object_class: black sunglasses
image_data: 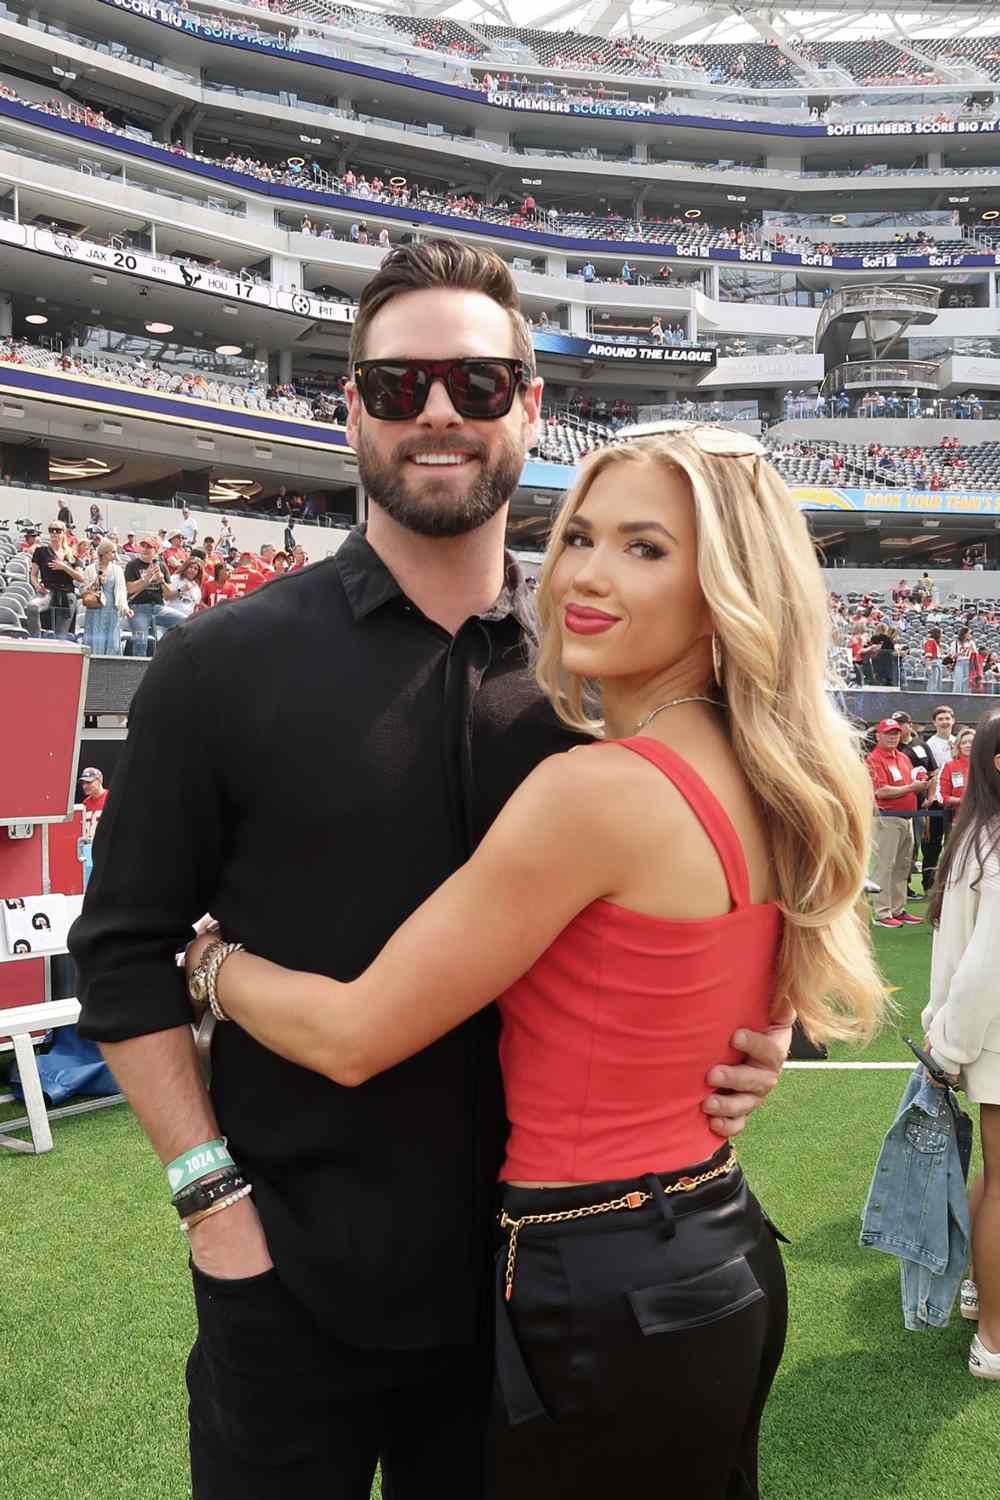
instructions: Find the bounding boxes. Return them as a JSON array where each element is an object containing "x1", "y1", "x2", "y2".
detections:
[{"x1": 353, "y1": 358, "x2": 530, "y2": 422}]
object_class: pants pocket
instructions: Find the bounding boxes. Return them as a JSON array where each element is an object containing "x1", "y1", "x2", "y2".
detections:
[{"x1": 628, "y1": 1255, "x2": 764, "y2": 1336}]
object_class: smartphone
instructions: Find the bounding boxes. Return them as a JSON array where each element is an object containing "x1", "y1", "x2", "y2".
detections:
[{"x1": 903, "y1": 1036, "x2": 954, "y2": 1088}]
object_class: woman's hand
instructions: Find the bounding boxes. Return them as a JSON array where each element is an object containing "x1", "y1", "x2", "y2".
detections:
[
  {"x1": 923, "y1": 1035, "x2": 960, "y2": 1090},
  {"x1": 183, "y1": 919, "x2": 220, "y2": 1016}
]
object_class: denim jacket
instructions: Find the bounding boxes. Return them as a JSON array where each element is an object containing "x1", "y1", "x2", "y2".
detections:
[{"x1": 859, "y1": 1065, "x2": 970, "y2": 1331}]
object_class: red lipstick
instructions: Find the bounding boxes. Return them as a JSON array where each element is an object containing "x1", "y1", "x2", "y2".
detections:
[{"x1": 564, "y1": 604, "x2": 620, "y2": 635}]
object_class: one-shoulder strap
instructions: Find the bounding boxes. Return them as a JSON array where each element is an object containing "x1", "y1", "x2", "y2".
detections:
[{"x1": 607, "y1": 736, "x2": 752, "y2": 910}]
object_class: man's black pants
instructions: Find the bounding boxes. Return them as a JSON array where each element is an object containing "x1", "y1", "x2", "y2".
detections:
[
  {"x1": 922, "y1": 808, "x2": 950, "y2": 891},
  {"x1": 187, "y1": 1263, "x2": 490, "y2": 1498}
]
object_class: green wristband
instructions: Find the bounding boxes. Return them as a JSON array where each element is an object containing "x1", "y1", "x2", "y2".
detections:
[{"x1": 166, "y1": 1139, "x2": 235, "y2": 1195}]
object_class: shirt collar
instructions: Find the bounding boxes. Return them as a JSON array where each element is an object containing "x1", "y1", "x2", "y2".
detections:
[{"x1": 334, "y1": 526, "x2": 539, "y2": 639}]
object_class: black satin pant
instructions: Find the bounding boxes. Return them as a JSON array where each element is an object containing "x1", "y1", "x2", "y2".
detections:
[{"x1": 491, "y1": 1144, "x2": 788, "y2": 1499}]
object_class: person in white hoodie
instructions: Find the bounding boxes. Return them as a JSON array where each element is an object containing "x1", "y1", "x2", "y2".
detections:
[{"x1": 924, "y1": 708, "x2": 1000, "y2": 1379}]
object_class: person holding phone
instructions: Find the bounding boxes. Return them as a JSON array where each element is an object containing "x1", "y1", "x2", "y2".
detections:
[
  {"x1": 866, "y1": 719, "x2": 936, "y2": 927},
  {"x1": 25, "y1": 521, "x2": 85, "y2": 638},
  {"x1": 123, "y1": 537, "x2": 177, "y2": 656},
  {"x1": 925, "y1": 709, "x2": 1000, "y2": 1379}
]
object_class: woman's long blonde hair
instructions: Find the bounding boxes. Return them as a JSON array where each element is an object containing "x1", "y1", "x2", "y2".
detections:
[{"x1": 535, "y1": 434, "x2": 888, "y2": 1045}]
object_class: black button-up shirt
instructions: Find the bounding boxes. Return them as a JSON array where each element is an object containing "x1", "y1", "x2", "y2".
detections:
[{"x1": 72, "y1": 530, "x2": 582, "y2": 1349}]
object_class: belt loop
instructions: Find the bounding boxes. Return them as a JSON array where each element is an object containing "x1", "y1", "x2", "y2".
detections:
[{"x1": 641, "y1": 1173, "x2": 677, "y2": 1241}]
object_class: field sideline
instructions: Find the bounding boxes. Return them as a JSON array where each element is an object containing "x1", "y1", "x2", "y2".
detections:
[{"x1": 2, "y1": 909, "x2": 994, "y2": 1500}]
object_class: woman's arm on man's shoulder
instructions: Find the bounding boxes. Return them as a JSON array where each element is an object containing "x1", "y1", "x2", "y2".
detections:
[{"x1": 209, "y1": 748, "x2": 635, "y2": 1085}]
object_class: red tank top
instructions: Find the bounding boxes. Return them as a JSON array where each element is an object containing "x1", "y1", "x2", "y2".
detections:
[{"x1": 498, "y1": 737, "x2": 783, "y2": 1182}]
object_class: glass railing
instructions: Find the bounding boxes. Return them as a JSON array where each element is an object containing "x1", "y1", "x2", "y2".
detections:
[{"x1": 821, "y1": 359, "x2": 943, "y2": 394}]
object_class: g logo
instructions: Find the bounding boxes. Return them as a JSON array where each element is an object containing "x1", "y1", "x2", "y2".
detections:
[
  {"x1": 291, "y1": 293, "x2": 311, "y2": 316},
  {"x1": 12, "y1": 940, "x2": 30, "y2": 954},
  {"x1": 32, "y1": 913, "x2": 51, "y2": 931}
]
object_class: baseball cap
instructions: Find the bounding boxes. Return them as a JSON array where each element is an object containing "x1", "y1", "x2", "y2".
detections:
[
  {"x1": 169, "y1": 531, "x2": 184, "y2": 542},
  {"x1": 890, "y1": 711, "x2": 912, "y2": 724},
  {"x1": 79, "y1": 767, "x2": 102, "y2": 782},
  {"x1": 139, "y1": 535, "x2": 157, "y2": 546},
  {"x1": 876, "y1": 718, "x2": 902, "y2": 734}
]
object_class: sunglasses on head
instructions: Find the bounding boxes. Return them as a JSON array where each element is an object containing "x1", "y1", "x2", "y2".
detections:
[
  {"x1": 353, "y1": 357, "x2": 530, "y2": 422},
  {"x1": 615, "y1": 420, "x2": 766, "y2": 458}
]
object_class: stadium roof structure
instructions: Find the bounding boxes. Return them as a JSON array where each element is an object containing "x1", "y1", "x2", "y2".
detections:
[{"x1": 348, "y1": 1, "x2": 1000, "y2": 47}]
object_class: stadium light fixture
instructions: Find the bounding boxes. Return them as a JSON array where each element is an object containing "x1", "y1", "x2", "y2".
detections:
[
  {"x1": 948, "y1": 196, "x2": 969, "y2": 204},
  {"x1": 145, "y1": 322, "x2": 173, "y2": 334},
  {"x1": 830, "y1": 214, "x2": 847, "y2": 224},
  {"x1": 982, "y1": 210, "x2": 999, "y2": 220},
  {"x1": 195, "y1": 437, "x2": 215, "y2": 452},
  {"x1": 90, "y1": 274, "x2": 108, "y2": 286},
  {"x1": 215, "y1": 344, "x2": 242, "y2": 356},
  {"x1": 684, "y1": 208, "x2": 702, "y2": 218},
  {"x1": 25, "y1": 314, "x2": 48, "y2": 324}
]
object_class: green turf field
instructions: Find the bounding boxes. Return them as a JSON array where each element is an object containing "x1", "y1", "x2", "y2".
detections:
[{"x1": 1, "y1": 909, "x2": 993, "y2": 1500}]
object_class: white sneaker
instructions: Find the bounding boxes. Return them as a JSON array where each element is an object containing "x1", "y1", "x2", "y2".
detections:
[
  {"x1": 961, "y1": 1279, "x2": 979, "y2": 1321},
  {"x1": 968, "y1": 1335, "x2": 1000, "y2": 1380}
]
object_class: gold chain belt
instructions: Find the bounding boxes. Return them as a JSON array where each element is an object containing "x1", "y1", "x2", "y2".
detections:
[{"x1": 498, "y1": 1150, "x2": 738, "y2": 1303}]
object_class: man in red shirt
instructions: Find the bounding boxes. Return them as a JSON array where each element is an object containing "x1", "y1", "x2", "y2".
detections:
[
  {"x1": 225, "y1": 550, "x2": 267, "y2": 599},
  {"x1": 162, "y1": 533, "x2": 189, "y2": 573},
  {"x1": 79, "y1": 767, "x2": 109, "y2": 844},
  {"x1": 866, "y1": 719, "x2": 934, "y2": 927}
]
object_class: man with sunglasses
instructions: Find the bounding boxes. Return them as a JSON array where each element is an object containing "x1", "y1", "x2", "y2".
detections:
[
  {"x1": 26, "y1": 522, "x2": 85, "y2": 639},
  {"x1": 72, "y1": 237, "x2": 791, "y2": 1500}
]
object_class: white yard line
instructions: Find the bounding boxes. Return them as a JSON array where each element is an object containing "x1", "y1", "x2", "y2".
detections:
[{"x1": 785, "y1": 1060, "x2": 914, "y2": 1070}]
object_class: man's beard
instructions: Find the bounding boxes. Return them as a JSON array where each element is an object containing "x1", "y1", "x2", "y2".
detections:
[{"x1": 356, "y1": 426, "x2": 525, "y2": 538}]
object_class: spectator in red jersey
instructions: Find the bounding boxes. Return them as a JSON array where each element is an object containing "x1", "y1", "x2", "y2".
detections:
[
  {"x1": 201, "y1": 561, "x2": 231, "y2": 607},
  {"x1": 122, "y1": 532, "x2": 138, "y2": 554},
  {"x1": 258, "y1": 544, "x2": 277, "y2": 579},
  {"x1": 288, "y1": 544, "x2": 308, "y2": 572},
  {"x1": 940, "y1": 728, "x2": 975, "y2": 807},
  {"x1": 271, "y1": 551, "x2": 290, "y2": 575},
  {"x1": 866, "y1": 718, "x2": 933, "y2": 927},
  {"x1": 226, "y1": 550, "x2": 267, "y2": 598},
  {"x1": 79, "y1": 767, "x2": 109, "y2": 844}
]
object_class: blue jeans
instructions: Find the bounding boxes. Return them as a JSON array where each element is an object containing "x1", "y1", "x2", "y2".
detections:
[
  {"x1": 130, "y1": 602, "x2": 163, "y2": 656},
  {"x1": 156, "y1": 606, "x2": 193, "y2": 634},
  {"x1": 925, "y1": 659, "x2": 943, "y2": 695},
  {"x1": 953, "y1": 657, "x2": 970, "y2": 694},
  {"x1": 82, "y1": 601, "x2": 121, "y2": 656}
]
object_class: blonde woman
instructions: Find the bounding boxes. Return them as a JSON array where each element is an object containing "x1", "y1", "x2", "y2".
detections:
[
  {"x1": 925, "y1": 709, "x2": 1000, "y2": 1379},
  {"x1": 81, "y1": 539, "x2": 128, "y2": 656},
  {"x1": 185, "y1": 427, "x2": 886, "y2": 1496}
]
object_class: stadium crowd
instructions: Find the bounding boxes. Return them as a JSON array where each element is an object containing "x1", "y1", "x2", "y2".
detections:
[
  {"x1": 1, "y1": 81, "x2": 993, "y2": 268},
  {"x1": 0, "y1": 508, "x2": 311, "y2": 656},
  {"x1": 0, "y1": 339, "x2": 349, "y2": 426},
  {"x1": 829, "y1": 581, "x2": 1000, "y2": 692}
]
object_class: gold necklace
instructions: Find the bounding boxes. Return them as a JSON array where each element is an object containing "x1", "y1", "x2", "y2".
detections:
[{"x1": 634, "y1": 696, "x2": 723, "y2": 734}]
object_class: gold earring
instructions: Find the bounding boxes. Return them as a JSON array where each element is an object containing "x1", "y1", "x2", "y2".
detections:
[{"x1": 711, "y1": 633, "x2": 723, "y2": 689}]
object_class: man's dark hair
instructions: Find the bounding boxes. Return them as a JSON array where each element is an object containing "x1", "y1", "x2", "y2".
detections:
[
  {"x1": 928, "y1": 709, "x2": 1000, "y2": 926},
  {"x1": 349, "y1": 237, "x2": 535, "y2": 376}
]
